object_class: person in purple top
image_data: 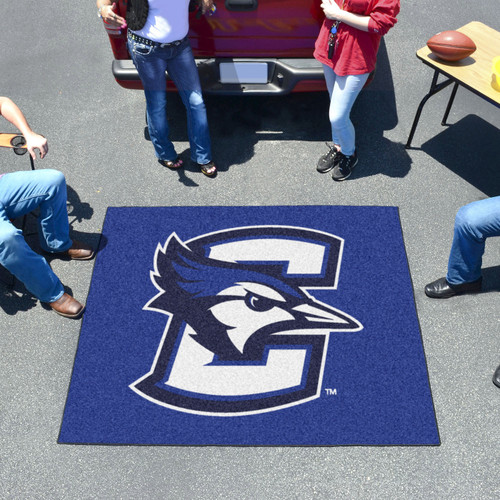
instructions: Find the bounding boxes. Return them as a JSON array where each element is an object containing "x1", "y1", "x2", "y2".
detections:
[{"x1": 0, "y1": 96, "x2": 94, "y2": 318}]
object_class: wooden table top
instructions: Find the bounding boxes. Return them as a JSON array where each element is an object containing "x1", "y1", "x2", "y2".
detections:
[{"x1": 417, "y1": 21, "x2": 500, "y2": 106}]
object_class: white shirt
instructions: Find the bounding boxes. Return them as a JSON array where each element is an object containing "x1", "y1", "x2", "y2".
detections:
[{"x1": 132, "y1": 0, "x2": 190, "y2": 44}]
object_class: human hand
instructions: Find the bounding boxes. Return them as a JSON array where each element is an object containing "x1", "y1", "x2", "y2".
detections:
[
  {"x1": 100, "y1": 2, "x2": 126, "y2": 28},
  {"x1": 200, "y1": 0, "x2": 215, "y2": 15},
  {"x1": 25, "y1": 132, "x2": 48, "y2": 160},
  {"x1": 320, "y1": 0, "x2": 343, "y2": 21}
]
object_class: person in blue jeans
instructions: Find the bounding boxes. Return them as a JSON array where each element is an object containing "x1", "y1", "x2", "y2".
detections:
[
  {"x1": 97, "y1": 0, "x2": 217, "y2": 177},
  {"x1": 424, "y1": 196, "x2": 500, "y2": 388},
  {"x1": 0, "y1": 97, "x2": 94, "y2": 318},
  {"x1": 425, "y1": 196, "x2": 500, "y2": 299}
]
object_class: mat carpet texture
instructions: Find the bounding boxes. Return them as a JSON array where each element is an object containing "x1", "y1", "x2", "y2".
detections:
[{"x1": 59, "y1": 206, "x2": 439, "y2": 445}]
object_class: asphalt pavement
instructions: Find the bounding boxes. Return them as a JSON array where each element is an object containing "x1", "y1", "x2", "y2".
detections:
[{"x1": 1, "y1": 1, "x2": 499, "y2": 499}]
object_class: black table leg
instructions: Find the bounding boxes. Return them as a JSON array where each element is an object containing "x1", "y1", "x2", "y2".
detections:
[
  {"x1": 441, "y1": 82, "x2": 459, "y2": 126},
  {"x1": 406, "y1": 70, "x2": 455, "y2": 148}
]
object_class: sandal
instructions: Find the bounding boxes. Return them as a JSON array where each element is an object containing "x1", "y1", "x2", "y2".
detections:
[
  {"x1": 159, "y1": 157, "x2": 183, "y2": 169},
  {"x1": 197, "y1": 161, "x2": 217, "y2": 177}
]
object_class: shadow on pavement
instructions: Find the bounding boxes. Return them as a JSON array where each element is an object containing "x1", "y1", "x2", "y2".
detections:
[
  {"x1": 0, "y1": 287, "x2": 37, "y2": 315},
  {"x1": 421, "y1": 114, "x2": 500, "y2": 196},
  {"x1": 482, "y1": 265, "x2": 500, "y2": 292},
  {"x1": 349, "y1": 39, "x2": 412, "y2": 180},
  {"x1": 160, "y1": 39, "x2": 410, "y2": 180}
]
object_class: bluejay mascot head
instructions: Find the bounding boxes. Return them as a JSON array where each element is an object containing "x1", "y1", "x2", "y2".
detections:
[{"x1": 148, "y1": 233, "x2": 361, "y2": 362}]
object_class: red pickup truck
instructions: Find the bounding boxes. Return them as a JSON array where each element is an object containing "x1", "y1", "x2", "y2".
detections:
[{"x1": 104, "y1": 0, "x2": 327, "y2": 95}]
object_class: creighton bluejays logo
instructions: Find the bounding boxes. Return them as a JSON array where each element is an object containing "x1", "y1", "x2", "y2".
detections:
[{"x1": 131, "y1": 226, "x2": 363, "y2": 416}]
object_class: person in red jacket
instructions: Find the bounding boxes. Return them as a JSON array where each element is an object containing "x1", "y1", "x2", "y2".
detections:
[{"x1": 314, "y1": 0, "x2": 399, "y2": 181}]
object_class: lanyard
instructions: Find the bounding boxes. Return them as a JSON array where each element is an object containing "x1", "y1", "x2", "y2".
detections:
[{"x1": 327, "y1": 0, "x2": 347, "y2": 59}]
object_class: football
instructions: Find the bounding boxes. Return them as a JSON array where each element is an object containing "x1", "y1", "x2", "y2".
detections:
[{"x1": 427, "y1": 30, "x2": 477, "y2": 62}]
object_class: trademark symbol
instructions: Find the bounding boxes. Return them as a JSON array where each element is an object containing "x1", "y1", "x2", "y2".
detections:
[{"x1": 324, "y1": 388, "x2": 337, "y2": 396}]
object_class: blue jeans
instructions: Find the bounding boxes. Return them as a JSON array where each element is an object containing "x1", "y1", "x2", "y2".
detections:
[
  {"x1": 447, "y1": 196, "x2": 500, "y2": 285},
  {"x1": 323, "y1": 65, "x2": 369, "y2": 156},
  {"x1": 0, "y1": 170, "x2": 71, "y2": 302},
  {"x1": 128, "y1": 35, "x2": 212, "y2": 164}
]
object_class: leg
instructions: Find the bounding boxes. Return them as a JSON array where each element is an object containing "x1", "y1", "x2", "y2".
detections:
[
  {"x1": 425, "y1": 196, "x2": 500, "y2": 298},
  {"x1": 167, "y1": 39, "x2": 212, "y2": 165},
  {"x1": 0, "y1": 172, "x2": 86, "y2": 316},
  {"x1": 315, "y1": 66, "x2": 342, "y2": 173},
  {"x1": 323, "y1": 68, "x2": 369, "y2": 181},
  {"x1": 328, "y1": 71, "x2": 369, "y2": 156},
  {"x1": 128, "y1": 37, "x2": 178, "y2": 161},
  {"x1": 322, "y1": 64, "x2": 339, "y2": 150},
  {"x1": 447, "y1": 197, "x2": 500, "y2": 285},
  {"x1": 0, "y1": 209, "x2": 64, "y2": 302},
  {"x1": 0, "y1": 170, "x2": 72, "y2": 253},
  {"x1": 143, "y1": 90, "x2": 179, "y2": 161}
]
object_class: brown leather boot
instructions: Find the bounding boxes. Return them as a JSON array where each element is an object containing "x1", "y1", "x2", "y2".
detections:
[
  {"x1": 49, "y1": 293, "x2": 84, "y2": 319},
  {"x1": 61, "y1": 241, "x2": 95, "y2": 260}
]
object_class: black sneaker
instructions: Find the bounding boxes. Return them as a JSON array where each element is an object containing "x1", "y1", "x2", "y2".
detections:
[
  {"x1": 316, "y1": 143, "x2": 341, "y2": 173},
  {"x1": 332, "y1": 151, "x2": 358, "y2": 181}
]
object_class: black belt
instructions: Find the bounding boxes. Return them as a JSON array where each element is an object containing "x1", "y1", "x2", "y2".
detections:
[{"x1": 128, "y1": 31, "x2": 186, "y2": 48}]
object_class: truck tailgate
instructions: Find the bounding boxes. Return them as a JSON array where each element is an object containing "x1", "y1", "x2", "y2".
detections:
[
  {"x1": 189, "y1": 0, "x2": 323, "y2": 58},
  {"x1": 107, "y1": 0, "x2": 327, "y2": 94}
]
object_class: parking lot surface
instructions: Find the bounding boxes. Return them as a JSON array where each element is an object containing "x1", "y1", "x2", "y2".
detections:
[{"x1": 1, "y1": 1, "x2": 499, "y2": 498}]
